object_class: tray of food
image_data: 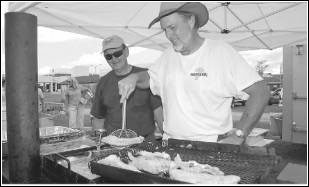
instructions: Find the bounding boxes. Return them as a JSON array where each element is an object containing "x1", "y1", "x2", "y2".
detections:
[
  {"x1": 39, "y1": 126, "x2": 83, "y2": 144},
  {"x1": 2, "y1": 126, "x2": 83, "y2": 144},
  {"x1": 89, "y1": 148, "x2": 186, "y2": 184},
  {"x1": 89, "y1": 139, "x2": 280, "y2": 184}
]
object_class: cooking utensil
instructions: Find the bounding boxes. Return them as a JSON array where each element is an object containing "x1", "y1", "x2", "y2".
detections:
[
  {"x1": 110, "y1": 99, "x2": 137, "y2": 138},
  {"x1": 97, "y1": 129, "x2": 106, "y2": 151}
]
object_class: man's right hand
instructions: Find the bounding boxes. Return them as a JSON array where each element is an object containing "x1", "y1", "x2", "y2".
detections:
[{"x1": 118, "y1": 73, "x2": 138, "y2": 103}]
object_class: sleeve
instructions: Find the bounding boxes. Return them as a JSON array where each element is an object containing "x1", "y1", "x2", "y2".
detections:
[
  {"x1": 221, "y1": 42, "x2": 263, "y2": 95},
  {"x1": 147, "y1": 53, "x2": 165, "y2": 96},
  {"x1": 149, "y1": 93, "x2": 162, "y2": 110},
  {"x1": 90, "y1": 81, "x2": 107, "y2": 119}
]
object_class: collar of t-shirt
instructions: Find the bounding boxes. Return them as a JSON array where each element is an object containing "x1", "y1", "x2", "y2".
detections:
[
  {"x1": 113, "y1": 65, "x2": 134, "y2": 78},
  {"x1": 178, "y1": 40, "x2": 207, "y2": 72}
]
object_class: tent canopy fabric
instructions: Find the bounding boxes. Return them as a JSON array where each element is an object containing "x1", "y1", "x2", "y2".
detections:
[{"x1": 8, "y1": 2, "x2": 307, "y2": 51}]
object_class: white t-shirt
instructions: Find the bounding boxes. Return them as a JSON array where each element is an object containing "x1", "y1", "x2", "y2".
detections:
[{"x1": 148, "y1": 39, "x2": 262, "y2": 142}]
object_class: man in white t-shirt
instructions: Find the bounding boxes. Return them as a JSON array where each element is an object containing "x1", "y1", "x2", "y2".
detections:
[{"x1": 118, "y1": 2, "x2": 270, "y2": 144}]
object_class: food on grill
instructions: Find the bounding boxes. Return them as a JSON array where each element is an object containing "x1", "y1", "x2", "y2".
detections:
[
  {"x1": 169, "y1": 168, "x2": 241, "y2": 184},
  {"x1": 245, "y1": 136, "x2": 265, "y2": 146},
  {"x1": 95, "y1": 151, "x2": 241, "y2": 184},
  {"x1": 98, "y1": 154, "x2": 140, "y2": 172},
  {"x1": 101, "y1": 135, "x2": 144, "y2": 147},
  {"x1": 128, "y1": 151, "x2": 171, "y2": 174},
  {"x1": 169, "y1": 154, "x2": 241, "y2": 184},
  {"x1": 171, "y1": 154, "x2": 224, "y2": 175}
]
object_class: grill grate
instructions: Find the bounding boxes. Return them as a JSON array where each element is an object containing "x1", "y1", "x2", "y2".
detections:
[{"x1": 89, "y1": 140, "x2": 280, "y2": 184}]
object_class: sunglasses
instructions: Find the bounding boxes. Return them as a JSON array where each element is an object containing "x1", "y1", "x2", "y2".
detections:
[{"x1": 104, "y1": 49, "x2": 124, "y2": 60}]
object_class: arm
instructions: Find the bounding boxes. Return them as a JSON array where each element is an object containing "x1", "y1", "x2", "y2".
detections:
[
  {"x1": 118, "y1": 71, "x2": 150, "y2": 103},
  {"x1": 90, "y1": 80, "x2": 107, "y2": 130},
  {"x1": 153, "y1": 106, "x2": 164, "y2": 134},
  {"x1": 219, "y1": 80, "x2": 269, "y2": 145},
  {"x1": 238, "y1": 80, "x2": 270, "y2": 137}
]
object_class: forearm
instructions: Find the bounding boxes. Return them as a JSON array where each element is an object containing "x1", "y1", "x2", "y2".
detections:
[
  {"x1": 238, "y1": 81, "x2": 270, "y2": 136},
  {"x1": 135, "y1": 71, "x2": 150, "y2": 89},
  {"x1": 153, "y1": 106, "x2": 164, "y2": 134}
]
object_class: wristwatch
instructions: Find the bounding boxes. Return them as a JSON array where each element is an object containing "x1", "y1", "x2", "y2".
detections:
[{"x1": 235, "y1": 129, "x2": 245, "y2": 138}]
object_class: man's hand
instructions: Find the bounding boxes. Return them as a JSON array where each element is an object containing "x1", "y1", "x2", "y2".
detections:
[
  {"x1": 118, "y1": 74, "x2": 138, "y2": 103},
  {"x1": 218, "y1": 129, "x2": 246, "y2": 145},
  {"x1": 219, "y1": 134, "x2": 245, "y2": 145}
]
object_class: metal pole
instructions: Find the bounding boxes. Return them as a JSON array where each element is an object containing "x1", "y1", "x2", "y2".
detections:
[{"x1": 5, "y1": 12, "x2": 40, "y2": 183}]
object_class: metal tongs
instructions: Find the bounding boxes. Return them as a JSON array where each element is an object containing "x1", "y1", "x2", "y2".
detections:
[{"x1": 110, "y1": 99, "x2": 137, "y2": 138}]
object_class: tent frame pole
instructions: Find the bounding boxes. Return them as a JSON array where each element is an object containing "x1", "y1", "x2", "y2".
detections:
[
  {"x1": 226, "y1": 6, "x2": 271, "y2": 50},
  {"x1": 230, "y1": 2, "x2": 303, "y2": 32}
]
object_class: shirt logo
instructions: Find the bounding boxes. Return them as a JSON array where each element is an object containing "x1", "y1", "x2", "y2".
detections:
[{"x1": 190, "y1": 67, "x2": 208, "y2": 80}]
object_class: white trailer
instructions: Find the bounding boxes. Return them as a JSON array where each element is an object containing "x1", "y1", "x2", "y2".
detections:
[{"x1": 282, "y1": 44, "x2": 307, "y2": 144}]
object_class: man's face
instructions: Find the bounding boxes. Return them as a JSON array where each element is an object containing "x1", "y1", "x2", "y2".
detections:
[
  {"x1": 104, "y1": 46, "x2": 128, "y2": 71},
  {"x1": 160, "y1": 13, "x2": 194, "y2": 54}
]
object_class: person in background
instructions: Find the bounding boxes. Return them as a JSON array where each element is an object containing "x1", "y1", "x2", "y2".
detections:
[
  {"x1": 64, "y1": 77, "x2": 90, "y2": 129},
  {"x1": 38, "y1": 86, "x2": 45, "y2": 113},
  {"x1": 91, "y1": 35, "x2": 164, "y2": 141},
  {"x1": 118, "y1": 2, "x2": 270, "y2": 144}
]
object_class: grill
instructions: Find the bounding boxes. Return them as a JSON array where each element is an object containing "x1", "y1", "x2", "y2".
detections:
[
  {"x1": 41, "y1": 146, "x2": 104, "y2": 183},
  {"x1": 89, "y1": 139, "x2": 281, "y2": 184},
  {"x1": 40, "y1": 133, "x2": 108, "y2": 183}
]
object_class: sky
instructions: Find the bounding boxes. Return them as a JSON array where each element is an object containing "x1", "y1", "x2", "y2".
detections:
[{"x1": 1, "y1": 1, "x2": 283, "y2": 76}]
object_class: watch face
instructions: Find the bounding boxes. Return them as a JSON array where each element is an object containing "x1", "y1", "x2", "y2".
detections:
[{"x1": 236, "y1": 130, "x2": 244, "y2": 137}]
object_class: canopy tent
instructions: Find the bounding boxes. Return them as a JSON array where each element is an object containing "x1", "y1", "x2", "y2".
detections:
[{"x1": 8, "y1": 1, "x2": 307, "y2": 51}]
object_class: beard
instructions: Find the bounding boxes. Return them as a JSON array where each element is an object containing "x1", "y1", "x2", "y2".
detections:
[{"x1": 172, "y1": 41, "x2": 185, "y2": 53}]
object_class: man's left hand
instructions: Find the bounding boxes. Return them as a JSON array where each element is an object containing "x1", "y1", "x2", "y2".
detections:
[
  {"x1": 219, "y1": 134, "x2": 245, "y2": 145},
  {"x1": 218, "y1": 129, "x2": 246, "y2": 145}
]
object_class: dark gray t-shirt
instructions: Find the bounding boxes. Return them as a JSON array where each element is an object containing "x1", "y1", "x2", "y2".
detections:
[{"x1": 91, "y1": 66, "x2": 162, "y2": 137}]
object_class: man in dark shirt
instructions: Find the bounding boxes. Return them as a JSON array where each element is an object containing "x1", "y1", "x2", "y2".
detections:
[{"x1": 91, "y1": 35, "x2": 163, "y2": 140}]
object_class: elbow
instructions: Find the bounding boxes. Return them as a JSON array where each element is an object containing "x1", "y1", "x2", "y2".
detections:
[{"x1": 247, "y1": 80, "x2": 270, "y2": 106}]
